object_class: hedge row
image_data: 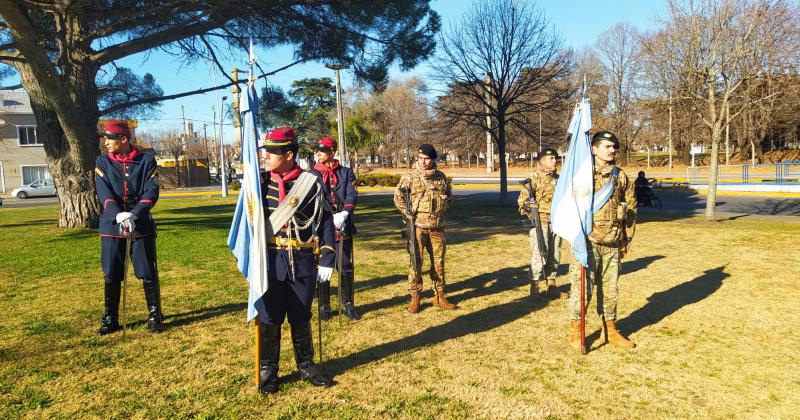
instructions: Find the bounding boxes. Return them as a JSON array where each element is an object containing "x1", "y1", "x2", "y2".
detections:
[{"x1": 355, "y1": 173, "x2": 401, "y2": 187}]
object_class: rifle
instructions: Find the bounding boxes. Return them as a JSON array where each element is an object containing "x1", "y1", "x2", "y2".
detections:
[
  {"x1": 518, "y1": 179, "x2": 547, "y2": 265},
  {"x1": 399, "y1": 187, "x2": 419, "y2": 275}
]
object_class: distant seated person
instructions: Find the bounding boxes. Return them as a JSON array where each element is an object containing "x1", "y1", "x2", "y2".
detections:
[{"x1": 634, "y1": 171, "x2": 651, "y2": 204}]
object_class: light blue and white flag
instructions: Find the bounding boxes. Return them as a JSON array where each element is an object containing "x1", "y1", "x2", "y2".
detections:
[
  {"x1": 550, "y1": 91, "x2": 594, "y2": 267},
  {"x1": 227, "y1": 82, "x2": 269, "y2": 321}
]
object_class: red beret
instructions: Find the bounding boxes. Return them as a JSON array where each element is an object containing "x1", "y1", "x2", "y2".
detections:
[{"x1": 98, "y1": 120, "x2": 131, "y2": 139}]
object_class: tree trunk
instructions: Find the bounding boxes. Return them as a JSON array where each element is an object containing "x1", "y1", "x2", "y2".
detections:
[
  {"x1": 705, "y1": 127, "x2": 721, "y2": 222},
  {"x1": 17, "y1": 63, "x2": 101, "y2": 228},
  {"x1": 497, "y1": 119, "x2": 508, "y2": 203}
]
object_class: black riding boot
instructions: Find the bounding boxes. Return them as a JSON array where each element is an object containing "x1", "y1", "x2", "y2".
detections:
[
  {"x1": 98, "y1": 282, "x2": 122, "y2": 335},
  {"x1": 340, "y1": 273, "x2": 361, "y2": 320},
  {"x1": 290, "y1": 322, "x2": 334, "y2": 387},
  {"x1": 318, "y1": 282, "x2": 332, "y2": 321},
  {"x1": 142, "y1": 278, "x2": 164, "y2": 333},
  {"x1": 258, "y1": 322, "x2": 281, "y2": 394}
]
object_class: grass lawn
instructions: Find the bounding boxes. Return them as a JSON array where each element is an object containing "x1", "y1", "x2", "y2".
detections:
[{"x1": 1, "y1": 195, "x2": 799, "y2": 419}]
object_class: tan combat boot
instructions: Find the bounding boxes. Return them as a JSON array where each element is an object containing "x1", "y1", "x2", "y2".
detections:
[
  {"x1": 433, "y1": 288, "x2": 457, "y2": 310},
  {"x1": 408, "y1": 292, "x2": 421, "y2": 314},
  {"x1": 530, "y1": 280, "x2": 544, "y2": 299},
  {"x1": 567, "y1": 320, "x2": 583, "y2": 352},
  {"x1": 546, "y1": 279, "x2": 569, "y2": 300},
  {"x1": 605, "y1": 319, "x2": 635, "y2": 349}
]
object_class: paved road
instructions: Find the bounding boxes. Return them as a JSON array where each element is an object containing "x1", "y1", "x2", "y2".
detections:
[{"x1": 4, "y1": 187, "x2": 799, "y2": 221}]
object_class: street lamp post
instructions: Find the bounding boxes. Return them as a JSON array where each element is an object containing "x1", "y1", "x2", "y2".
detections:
[
  {"x1": 325, "y1": 64, "x2": 349, "y2": 167},
  {"x1": 220, "y1": 95, "x2": 229, "y2": 197}
]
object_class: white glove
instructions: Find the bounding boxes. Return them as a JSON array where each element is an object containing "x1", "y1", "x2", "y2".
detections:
[
  {"x1": 115, "y1": 212, "x2": 137, "y2": 224},
  {"x1": 316, "y1": 266, "x2": 333, "y2": 283},
  {"x1": 120, "y1": 218, "x2": 136, "y2": 233},
  {"x1": 333, "y1": 211, "x2": 349, "y2": 230}
]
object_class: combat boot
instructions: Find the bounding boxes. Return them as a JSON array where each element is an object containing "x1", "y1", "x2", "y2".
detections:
[
  {"x1": 546, "y1": 279, "x2": 569, "y2": 300},
  {"x1": 258, "y1": 322, "x2": 281, "y2": 394},
  {"x1": 567, "y1": 320, "x2": 583, "y2": 353},
  {"x1": 529, "y1": 280, "x2": 544, "y2": 299},
  {"x1": 433, "y1": 287, "x2": 457, "y2": 310},
  {"x1": 143, "y1": 278, "x2": 164, "y2": 333},
  {"x1": 318, "y1": 282, "x2": 332, "y2": 321},
  {"x1": 97, "y1": 282, "x2": 121, "y2": 335},
  {"x1": 340, "y1": 273, "x2": 361, "y2": 320},
  {"x1": 290, "y1": 322, "x2": 334, "y2": 387},
  {"x1": 604, "y1": 319, "x2": 635, "y2": 349},
  {"x1": 408, "y1": 291, "x2": 421, "y2": 314}
]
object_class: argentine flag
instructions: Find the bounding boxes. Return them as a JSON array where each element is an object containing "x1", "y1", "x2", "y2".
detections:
[
  {"x1": 227, "y1": 83, "x2": 269, "y2": 322},
  {"x1": 550, "y1": 94, "x2": 594, "y2": 267}
]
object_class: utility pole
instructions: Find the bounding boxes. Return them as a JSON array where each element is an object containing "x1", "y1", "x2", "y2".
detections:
[
  {"x1": 203, "y1": 123, "x2": 210, "y2": 181},
  {"x1": 725, "y1": 101, "x2": 730, "y2": 166},
  {"x1": 325, "y1": 64, "x2": 349, "y2": 166},
  {"x1": 181, "y1": 106, "x2": 192, "y2": 187},
  {"x1": 220, "y1": 95, "x2": 229, "y2": 197}
]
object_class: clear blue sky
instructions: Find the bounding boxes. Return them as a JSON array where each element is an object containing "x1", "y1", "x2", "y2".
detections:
[{"x1": 119, "y1": 0, "x2": 668, "y2": 140}]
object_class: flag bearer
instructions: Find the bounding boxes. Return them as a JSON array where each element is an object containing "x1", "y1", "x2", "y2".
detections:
[
  {"x1": 566, "y1": 131, "x2": 638, "y2": 351},
  {"x1": 256, "y1": 126, "x2": 336, "y2": 394},
  {"x1": 95, "y1": 120, "x2": 163, "y2": 335}
]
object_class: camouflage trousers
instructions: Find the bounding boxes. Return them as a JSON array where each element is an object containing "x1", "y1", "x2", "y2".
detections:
[
  {"x1": 408, "y1": 227, "x2": 446, "y2": 293},
  {"x1": 567, "y1": 242, "x2": 620, "y2": 321},
  {"x1": 528, "y1": 221, "x2": 561, "y2": 281}
]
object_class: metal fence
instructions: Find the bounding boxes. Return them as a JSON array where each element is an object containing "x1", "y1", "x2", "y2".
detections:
[{"x1": 687, "y1": 161, "x2": 800, "y2": 184}]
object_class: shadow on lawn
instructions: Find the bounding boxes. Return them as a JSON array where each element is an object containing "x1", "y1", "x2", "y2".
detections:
[
  {"x1": 620, "y1": 255, "x2": 666, "y2": 275},
  {"x1": 323, "y1": 265, "x2": 544, "y2": 377},
  {"x1": 617, "y1": 265, "x2": 729, "y2": 336},
  {"x1": 357, "y1": 265, "x2": 530, "y2": 316}
]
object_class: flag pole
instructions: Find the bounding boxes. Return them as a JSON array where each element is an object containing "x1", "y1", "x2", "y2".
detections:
[
  {"x1": 246, "y1": 36, "x2": 262, "y2": 387},
  {"x1": 580, "y1": 265, "x2": 587, "y2": 354}
]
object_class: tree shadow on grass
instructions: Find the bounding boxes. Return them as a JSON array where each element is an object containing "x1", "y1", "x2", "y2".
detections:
[
  {"x1": 616, "y1": 265, "x2": 729, "y2": 336},
  {"x1": 0, "y1": 219, "x2": 55, "y2": 229},
  {"x1": 356, "y1": 265, "x2": 530, "y2": 316},
  {"x1": 324, "y1": 294, "x2": 545, "y2": 378}
]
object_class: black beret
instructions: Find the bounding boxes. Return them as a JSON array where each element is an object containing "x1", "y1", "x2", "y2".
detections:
[
  {"x1": 537, "y1": 147, "x2": 558, "y2": 159},
  {"x1": 418, "y1": 143, "x2": 438, "y2": 159},
  {"x1": 591, "y1": 131, "x2": 619, "y2": 146}
]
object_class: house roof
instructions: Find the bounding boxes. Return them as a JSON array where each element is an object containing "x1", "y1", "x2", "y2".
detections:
[{"x1": 0, "y1": 91, "x2": 33, "y2": 114}]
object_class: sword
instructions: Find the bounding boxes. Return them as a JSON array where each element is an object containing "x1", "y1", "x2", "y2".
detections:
[{"x1": 121, "y1": 227, "x2": 132, "y2": 341}]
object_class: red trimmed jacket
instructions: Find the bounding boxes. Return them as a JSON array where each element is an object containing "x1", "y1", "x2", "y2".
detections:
[{"x1": 95, "y1": 147, "x2": 159, "y2": 238}]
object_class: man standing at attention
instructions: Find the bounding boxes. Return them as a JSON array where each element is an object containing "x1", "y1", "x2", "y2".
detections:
[
  {"x1": 517, "y1": 147, "x2": 567, "y2": 300},
  {"x1": 310, "y1": 136, "x2": 361, "y2": 321},
  {"x1": 393, "y1": 144, "x2": 456, "y2": 313},
  {"x1": 95, "y1": 120, "x2": 163, "y2": 335},
  {"x1": 566, "y1": 131, "x2": 638, "y2": 352}
]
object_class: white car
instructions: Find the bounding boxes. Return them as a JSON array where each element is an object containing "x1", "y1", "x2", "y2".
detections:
[{"x1": 12, "y1": 179, "x2": 56, "y2": 199}]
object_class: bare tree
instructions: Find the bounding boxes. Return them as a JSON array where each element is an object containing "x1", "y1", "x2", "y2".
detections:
[
  {"x1": 376, "y1": 77, "x2": 431, "y2": 169},
  {"x1": 644, "y1": 0, "x2": 800, "y2": 221},
  {"x1": 430, "y1": 0, "x2": 572, "y2": 202},
  {"x1": 595, "y1": 22, "x2": 644, "y2": 165}
]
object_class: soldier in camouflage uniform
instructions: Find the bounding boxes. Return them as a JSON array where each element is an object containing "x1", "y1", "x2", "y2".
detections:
[
  {"x1": 517, "y1": 147, "x2": 568, "y2": 300},
  {"x1": 566, "y1": 131, "x2": 638, "y2": 351},
  {"x1": 394, "y1": 144, "x2": 456, "y2": 313}
]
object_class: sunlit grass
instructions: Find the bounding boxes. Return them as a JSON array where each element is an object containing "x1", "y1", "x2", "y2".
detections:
[{"x1": 1, "y1": 196, "x2": 799, "y2": 418}]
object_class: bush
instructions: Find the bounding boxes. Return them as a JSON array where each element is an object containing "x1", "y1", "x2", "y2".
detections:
[{"x1": 355, "y1": 173, "x2": 401, "y2": 187}]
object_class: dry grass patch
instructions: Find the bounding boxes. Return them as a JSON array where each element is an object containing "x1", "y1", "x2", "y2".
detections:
[{"x1": 1, "y1": 197, "x2": 799, "y2": 418}]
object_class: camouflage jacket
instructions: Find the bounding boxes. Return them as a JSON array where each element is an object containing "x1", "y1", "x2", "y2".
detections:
[
  {"x1": 517, "y1": 167, "x2": 559, "y2": 223},
  {"x1": 393, "y1": 166, "x2": 452, "y2": 230},
  {"x1": 589, "y1": 162, "x2": 638, "y2": 247}
]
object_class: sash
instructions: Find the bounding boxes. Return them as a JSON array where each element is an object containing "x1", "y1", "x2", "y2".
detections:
[
  {"x1": 592, "y1": 166, "x2": 619, "y2": 214},
  {"x1": 267, "y1": 172, "x2": 319, "y2": 238}
]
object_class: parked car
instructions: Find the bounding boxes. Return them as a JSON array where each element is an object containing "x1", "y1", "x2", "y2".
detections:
[{"x1": 12, "y1": 179, "x2": 56, "y2": 199}]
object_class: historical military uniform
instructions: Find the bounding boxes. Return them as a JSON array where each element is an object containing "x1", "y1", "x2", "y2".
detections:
[
  {"x1": 393, "y1": 144, "x2": 456, "y2": 313},
  {"x1": 95, "y1": 120, "x2": 163, "y2": 335},
  {"x1": 256, "y1": 126, "x2": 335, "y2": 394},
  {"x1": 310, "y1": 137, "x2": 361, "y2": 321},
  {"x1": 517, "y1": 147, "x2": 565, "y2": 299},
  {"x1": 567, "y1": 131, "x2": 638, "y2": 350}
]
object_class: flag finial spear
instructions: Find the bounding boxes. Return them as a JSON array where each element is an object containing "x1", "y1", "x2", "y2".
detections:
[{"x1": 248, "y1": 37, "x2": 256, "y2": 81}]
